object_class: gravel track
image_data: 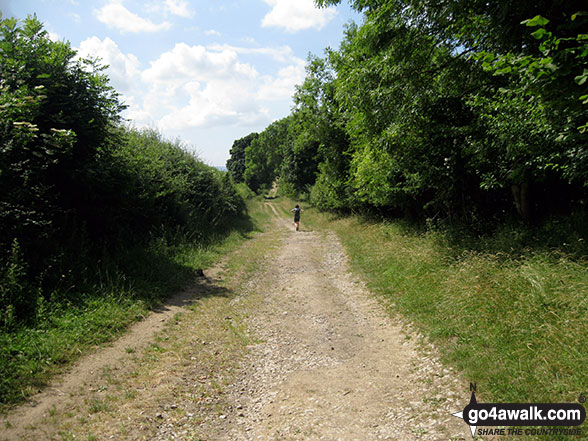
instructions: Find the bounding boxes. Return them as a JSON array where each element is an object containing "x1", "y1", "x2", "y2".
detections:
[
  {"x1": 1, "y1": 202, "x2": 473, "y2": 440},
  {"x1": 189, "y1": 204, "x2": 471, "y2": 440}
]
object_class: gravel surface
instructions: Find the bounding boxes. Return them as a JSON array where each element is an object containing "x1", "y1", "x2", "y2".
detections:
[
  {"x1": 186, "y1": 208, "x2": 472, "y2": 440},
  {"x1": 2, "y1": 203, "x2": 475, "y2": 440}
]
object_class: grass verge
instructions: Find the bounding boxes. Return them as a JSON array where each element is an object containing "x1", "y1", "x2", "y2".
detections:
[
  {"x1": 302, "y1": 207, "x2": 588, "y2": 438},
  {"x1": 46, "y1": 197, "x2": 283, "y2": 440},
  {"x1": 0, "y1": 198, "x2": 271, "y2": 412}
]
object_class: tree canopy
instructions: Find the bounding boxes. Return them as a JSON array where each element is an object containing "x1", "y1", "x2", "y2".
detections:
[{"x1": 228, "y1": 0, "x2": 587, "y2": 223}]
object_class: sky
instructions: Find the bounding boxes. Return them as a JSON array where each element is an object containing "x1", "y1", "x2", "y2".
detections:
[{"x1": 1, "y1": 0, "x2": 361, "y2": 167}]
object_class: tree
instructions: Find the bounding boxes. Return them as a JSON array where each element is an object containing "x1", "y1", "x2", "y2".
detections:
[
  {"x1": 244, "y1": 117, "x2": 292, "y2": 192},
  {"x1": 315, "y1": 0, "x2": 585, "y2": 54},
  {"x1": 292, "y1": 54, "x2": 351, "y2": 210},
  {"x1": 324, "y1": 11, "x2": 491, "y2": 219},
  {"x1": 0, "y1": 14, "x2": 124, "y2": 322},
  {"x1": 0, "y1": 15, "x2": 247, "y2": 328},
  {"x1": 0, "y1": 15, "x2": 123, "y2": 264},
  {"x1": 226, "y1": 132, "x2": 258, "y2": 182},
  {"x1": 235, "y1": 1, "x2": 587, "y2": 222},
  {"x1": 476, "y1": 14, "x2": 588, "y2": 185},
  {"x1": 313, "y1": 0, "x2": 587, "y2": 221}
]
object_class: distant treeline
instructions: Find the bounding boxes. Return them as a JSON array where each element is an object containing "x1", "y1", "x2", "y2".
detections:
[
  {"x1": 227, "y1": 0, "x2": 587, "y2": 225},
  {"x1": 0, "y1": 16, "x2": 244, "y2": 328}
]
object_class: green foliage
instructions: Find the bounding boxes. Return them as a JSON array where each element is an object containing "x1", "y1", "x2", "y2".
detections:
[
  {"x1": 0, "y1": 15, "x2": 124, "y2": 276},
  {"x1": 229, "y1": 0, "x2": 587, "y2": 223},
  {"x1": 319, "y1": 12, "x2": 491, "y2": 219},
  {"x1": 290, "y1": 54, "x2": 351, "y2": 209},
  {"x1": 474, "y1": 12, "x2": 588, "y2": 182},
  {"x1": 0, "y1": 82, "x2": 76, "y2": 249},
  {"x1": 234, "y1": 182, "x2": 256, "y2": 200},
  {"x1": 467, "y1": 88, "x2": 559, "y2": 187},
  {"x1": 0, "y1": 240, "x2": 32, "y2": 329},
  {"x1": 0, "y1": 15, "x2": 246, "y2": 332},
  {"x1": 317, "y1": 0, "x2": 583, "y2": 55},
  {"x1": 244, "y1": 116, "x2": 293, "y2": 192},
  {"x1": 226, "y1": 132, "x2": 258, "y2": 182},
  {"x1": 112, "y1": 128, "x2": 245, "y2": 242},
  {"x1": 279, "y1": 124, "x2": 319, "y2": 197}
]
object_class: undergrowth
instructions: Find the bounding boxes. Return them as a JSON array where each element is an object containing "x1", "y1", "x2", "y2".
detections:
[{"x1": 0, "y1": 198, "x2": 267, "y2": 410}]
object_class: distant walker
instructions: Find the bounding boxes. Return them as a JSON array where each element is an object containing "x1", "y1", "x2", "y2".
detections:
[{"x1": 291, "y1": 204, "x2": 303, "y2": 231}]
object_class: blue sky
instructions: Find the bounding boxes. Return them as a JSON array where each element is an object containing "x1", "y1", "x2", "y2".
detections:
[{"x1": 1, "y1": 0, "x2": 361, "y2": 166}]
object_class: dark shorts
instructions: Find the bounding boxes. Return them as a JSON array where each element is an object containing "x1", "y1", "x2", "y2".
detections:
[{"x1": 294, "y1": 216, "x2": 300, "y2": 222}]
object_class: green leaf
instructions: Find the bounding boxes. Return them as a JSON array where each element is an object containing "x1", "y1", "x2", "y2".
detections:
[
  {"x1": 495, "y1": 66, "x2": 512, "y2": 75},
  {"x1": 483, "y1": 53, "x2": 495, "y2": 63},
  {"x1": 521, "y1": 15, "x2": 550, "y2": 27},
  {"x1": 531, "y1": 28, "x2": 548, "y2": 40},
  {"x1": 575, "y1": 74, "x2": 588, "y2": 86}
]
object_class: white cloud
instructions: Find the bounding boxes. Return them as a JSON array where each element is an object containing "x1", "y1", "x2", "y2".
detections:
[
  {"x1": 69, "y1": 12, "x2": 82, "y2": 24},
  {"x1": 95, "y1": 1, "x2": 172, "y2": 33},
  {"x1": 205, "y1": 29, "x2": 221, "y2": 37},
  {"x1": 140, "y1": 43, "x2": 263, "y2": 129},
  {"x1": 207, "y1": 44, "x2": 299, "y2": 63},
  {"x1": 142, "y1": 43, "x2": 257, "y2": 84},
  {"x1": 157, "y1": 79, "x2": 268, "y2": 129},
  {"x1": 261, "y1": 0, "x2": 337, "y2": 32},
  {"x1": 257, "y1": 61, "x2": 306, "y2": 101},
  {"x1": 240, "y1": 36, "x2": 258, "y2": 45},
  {"x1": 145, "y1": 0, "x2": 195, "y2": 18},
  {"x1": 164, "y1": 0, "x2": 194, "y2": 18},
  {"x1": 77, "y1": 36, "x2": 141, "y2": 95},
  {"x1": 136, "y1": 42, "x2": 303, "y2": 130},
  {"x1": 73, "y1": 36, "x2": 305, "y2": 133},
  {"x1": 47, "y1": 31, "x2": 61, "y2": 42}
]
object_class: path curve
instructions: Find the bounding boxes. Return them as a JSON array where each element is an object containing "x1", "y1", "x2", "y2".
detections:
[{"x1": 0, "y1": 267, "x2": 227, "y2": 441}]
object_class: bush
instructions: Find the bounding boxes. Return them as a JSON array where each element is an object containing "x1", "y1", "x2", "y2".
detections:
[
  {"x1": 0, "y1": 16, "x2": 246, "y2": 328},
  {"x1": 111, "y1": 128, "x2": 245, "y2": 242}
]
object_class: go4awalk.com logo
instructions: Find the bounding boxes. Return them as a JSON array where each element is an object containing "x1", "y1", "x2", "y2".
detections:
[{"x1": 452, "y1": 384, "x2": 586, "y2": 438}]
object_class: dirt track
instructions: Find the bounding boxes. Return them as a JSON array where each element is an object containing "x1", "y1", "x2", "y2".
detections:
[{"x1": 1, "y1": 202, "x2": 472, "y2": 440}]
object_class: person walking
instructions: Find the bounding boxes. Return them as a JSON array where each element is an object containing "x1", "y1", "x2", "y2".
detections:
[{"x1": 291, "y1": 204, "x2": 303, "y2": 231}]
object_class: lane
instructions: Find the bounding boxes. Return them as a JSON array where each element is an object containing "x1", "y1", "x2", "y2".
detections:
[
  {"x1": 211, "y1": 203, "x2": 469, "y2": 440},
  {"x1": 2, "y1": 200, "x2": 472, "y2": 440}
]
